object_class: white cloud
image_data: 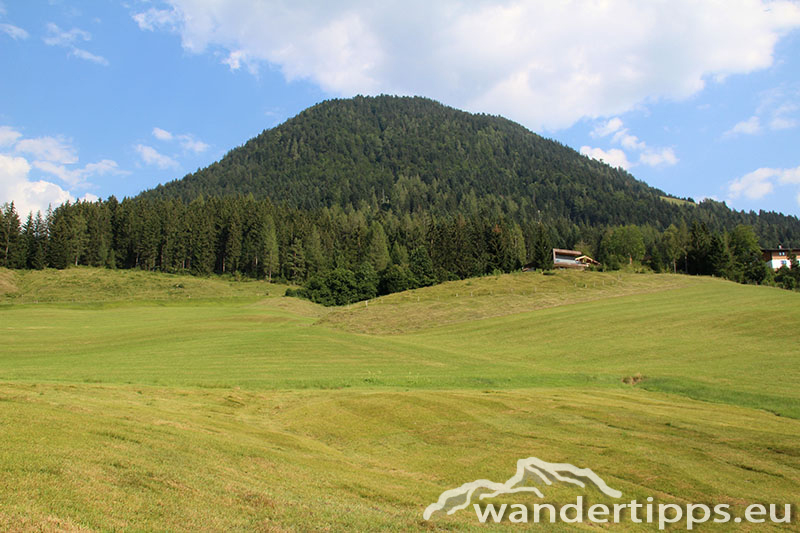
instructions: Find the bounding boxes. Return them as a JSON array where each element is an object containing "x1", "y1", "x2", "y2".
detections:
[
  {"x1": 80, "y1": 192, "x2": 100, "y2": 203},
  {"x1": 135, "y1": 144, "x2": 178, "y2": 169},
  {"x1": 15, "y1": 136, "x2": 78, "y2": 164},
  {"x1": 0, "y1": 154, "x2": 30, "y2": 184},
  {"x1": 43, "y1": 22, "x2": 108, "y2": 66},
  {"x1": 33, "y1": 158, "x2": 124, "y2": 187},
  {"x1": 132, "y1": 7, "x2": 181, "y2": 31},
  {"x1": 0, "y1": 22, "x2": 28, "y2": 40},
  {"x1": 728, "y1": 165, "x2": 800, "y2": 203},
  {"x1": 585, "y1": 117, "x2": 677, "y2": 168},
  {"x1": 177, "y1": 134, "x2": 208, "y2": 153},
  {"x1": 726, "y1": 85, "x2": 800, "y2": 136},
  {"x1": 133, "y1": 0, "x2": 800, "y2": 131},
  {"x1": 0, "y1": 153, "x2": 73, "y2": 216},
  {"x1": 725, "y1": 116, "x2": 762, "y2": 136},
  {"x1": 696, "y1": 195, "x2": 720, "y2": 203},
  {"x1": 639, "y1": 147, "x2": 678, "y2": 167},
  {"x1": 760, "y1": 88, "x2": 800, "y2": 131},
  {"x1": 43, "y1": 23, "x2": 90, "y2": 46},
  {"x1": 770, "y1": 116, "x2": 797, "y2": 130},
  {"x1": 729, "y1": 168, "x2": 776, "y2": 199},
  {"x1": 0, "y1": 126, "x2": 22, "y2": 147},
  {"x1": 591, "y1": 118, "x2": 623, "y2": 138},
  {"x1": 0, "y1": 127, "x2": 126, "y2": 214},
  {"x1": 778, "y1": 166, "x2": 800, "y2": 184},
  {"x1": 152, "y1": 127, "x2": 173, "y2": 141},
  {"x1": 151, "y1": 127, "x2": 208, "y2": 153},
  {"x1": 612, "y1": 130, "x2": 646, "y2": 151},
  {"x1": 580, "y1": 146, "x2": 632, "y2": 170},
  {"x1": 70, "y1": 47, "x2": 109, "y2": 66},
  {"x1": 32, "y1": 161, "x2": 81, "y2": 185},
  {"x1": 222, "y1": 50, "x2": 248, "y2": 71}
]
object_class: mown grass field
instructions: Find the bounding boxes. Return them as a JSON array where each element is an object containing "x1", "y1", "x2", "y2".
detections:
[{"x1": 1, "y1": 267, "x2": 799, "y2": 531}]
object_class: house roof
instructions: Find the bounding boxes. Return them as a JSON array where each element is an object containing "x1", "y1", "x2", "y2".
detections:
[
  {"x1": 552, "y1": 248, "x2": 582, "y2": 256},
  {"x1": 575, "y1": 255, "x2": 600, "y2": 264}
]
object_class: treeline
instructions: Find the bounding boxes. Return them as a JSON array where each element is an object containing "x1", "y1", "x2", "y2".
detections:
[
  {"x1": 1, "y1": 197, "x2": 795, "y2": 306},
  {"x1": 590, "y1": 222, "x2": 778, "y2": 285}
]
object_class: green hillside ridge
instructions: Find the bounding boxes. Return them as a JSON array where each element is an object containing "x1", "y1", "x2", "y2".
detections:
[
  {"x1": 0, "y1": 267, "x2": 283, "y2": 304},
  {"x1": 320, "y1": 269, "x2": 701, "y2": 334},
  {"x1": 2, "y1": 268, "x2": 798, "y2": 415},
  {"x1": 141, "y1": 95, "x2": 800, "y2": 243}
]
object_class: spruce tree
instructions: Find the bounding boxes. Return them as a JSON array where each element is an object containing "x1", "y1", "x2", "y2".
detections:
[
  {"x1": 1, "y1": 202, "x2": 22, "y2": 268},
  {"x1": 262, "y1": 214, "x2": 279, "y2": 281},
  {"x1": 31, "y1": 211, "x2": 47, "y2": 270},
  {"x1": 687, "y1": 222, "x2": 713, "y2": 275},
  {"x1": 409, "y1": 246, "x2": 435, "y2": 287},
  {"x1": 188, "y1": 198, "x2": 215, "y2": 274},
  {"x1": 47, "y1": 206, "x2": 73, "y2": 269},
  {"x1": 366, "y1": 221, "x2": 390, "y2": 272},
  {"x1": 304, "y1": 227, "x2": 325, "y2": 277},
  {"x1": 221, "y1": 209, "x2": 242, "y2": 274},
  {"x1": 708, "y1": 232, "x2": 733, "y2": 278},
  {"x1": 530, "y1": 223, "x2": 552, "y2": 270},
  {"x1": 287, "y1": 237, "x2": 306, "y2": 282}
]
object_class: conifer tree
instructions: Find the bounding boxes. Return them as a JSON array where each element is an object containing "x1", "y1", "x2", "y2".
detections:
[
  {"x1": 529, "y1": 223, "x2": 553, "y2": 270},
  {"x1": 30, "y1": 211, "x2": 48, "y2": 270},
  {"x1": 188, "y1": 198, "x2": 215, "y2": 274},
  {"x1": 409, "y1": 246, "x2": 435, "y2": 287},
  {"x1": 390, "y1": 241, "x2": 409, "y2": 266},
  {"x1": 47, "y1": 205, "x2": 73, "y2": 269},
  {"x1": 262, "y1": 213, "x2": 279, "y2": 281},
  {"x1": 22, "y1": 213, "x2": 34, "y2": 269},
  {"x1": 708, "y1": 232, "x2": 733, "y2": 278},
  {"x1": 1, "y1": 202, "x2": 22, "y2": 268},
  {"x1": 728, "y1": 224, "x2": 766, "y2": 283},
  {"x1": 220, "y1": 209, "x2": 242, "y2": 274},
  {"x1": 687, "y1": 222, "x2": 713, "y2": 275},
  {"x1": 304, "y1": 226, "x2": 325, "y2": 277},
  {"x1": 510, "y1": 223, "x2": 527, "y2": 270},
  {"x1": 287, "y1": 237, "x2": 306, "y2": 282},
  {"x1": 366, "y1": 221, "x2": 390, "y2": 272}
]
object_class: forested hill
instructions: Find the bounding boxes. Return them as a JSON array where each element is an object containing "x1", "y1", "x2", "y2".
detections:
[
  {"x1": 139, "y1": 95, "x2": 799, "y2": 243},
  {"x1": 143, "y1": 95, "x2": 661, "y2": 224}
]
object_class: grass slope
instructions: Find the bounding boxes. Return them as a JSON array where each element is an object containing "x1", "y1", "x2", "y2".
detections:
[
  {"x1": 319, "y1": 270, "x2": 700, "y2": 334},
  {"x1": 2, "y1": 384, "x2": 799, "y2": 531},
  {"x1": 0, "y1": 267, "x2": 283, "y2": 304},
  {"x1": 1, "y1": 268, "x2": 799, "y2": 531}
]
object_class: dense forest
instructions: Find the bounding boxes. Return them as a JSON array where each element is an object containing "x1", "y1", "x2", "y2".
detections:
[
  {"x1": 142, "y1": 96, "x2": 800, "y2": 246},
  {"x1": 1, "y1": 196, "x2": 798, "y2": 305},
  {"x1": 2, "y1": 95, "x2": 800, "y2": 304}
]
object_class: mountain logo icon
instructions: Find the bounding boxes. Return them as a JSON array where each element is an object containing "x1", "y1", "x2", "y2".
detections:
[{"x1": 423, "y1": 456, "x2": 622, "y2": 520}]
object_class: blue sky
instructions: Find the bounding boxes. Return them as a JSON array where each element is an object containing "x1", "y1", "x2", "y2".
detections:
[{"x1": 2, "y1": 0, "x2": 800, "y2": 218}]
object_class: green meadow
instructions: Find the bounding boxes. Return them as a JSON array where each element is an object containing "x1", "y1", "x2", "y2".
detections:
[{"x1": 1, "y1": 267, "x2": 799, "y2": 531}]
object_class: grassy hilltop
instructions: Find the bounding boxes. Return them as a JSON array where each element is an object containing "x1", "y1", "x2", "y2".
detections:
[{"x1": 1, "y1": 268, "x2": 799, "y2": 531}]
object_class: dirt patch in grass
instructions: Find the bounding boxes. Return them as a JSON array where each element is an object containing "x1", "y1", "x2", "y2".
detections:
[{"x1": 622, "y1": 373, "x2": 647, "y2": 385}]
